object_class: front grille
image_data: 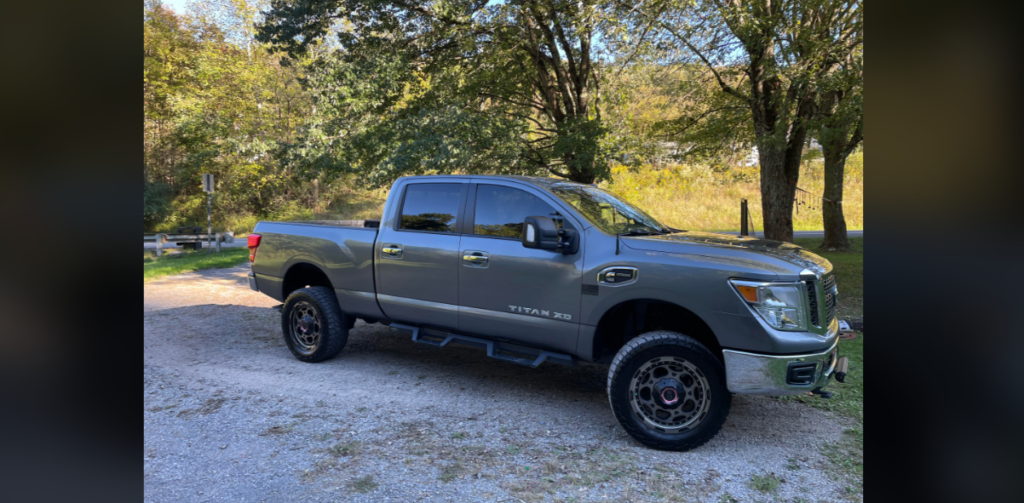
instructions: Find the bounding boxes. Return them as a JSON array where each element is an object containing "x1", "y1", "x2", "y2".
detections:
[
  {"x1": 807, "y1": 273, "x2": 837, "y2": 327},
  {"x1": 806, "y1": 282, "x2": 820, "y2": 326},
  {"x1": 822, "y1": 273, "x2": 837, "y2": 325}
]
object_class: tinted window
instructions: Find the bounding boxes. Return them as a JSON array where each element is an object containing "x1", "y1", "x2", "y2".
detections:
[
  {"x1": 473, "y1": 185, "x2": 558, "y2": 238},
  {"x1": 399, "y1": 183, "x2": 462, "y2": 232}
]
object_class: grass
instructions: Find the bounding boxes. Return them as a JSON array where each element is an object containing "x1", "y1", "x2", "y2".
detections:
[
  {"x1": 747, "y1": 473, "x2": 784, "y2": 494},
  {"x1": 143, "y1": 247, "x2": 249, "y2": 282},
  {"x1": 347, "y1": 475, "x2": 378, "y2": 493},
  {"x1": 604, "y1": 153, "x2": 863, "y2": 233}
]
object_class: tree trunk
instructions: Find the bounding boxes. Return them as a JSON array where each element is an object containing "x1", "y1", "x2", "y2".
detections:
[
  {"x1": 820, "y1": 148, "x2": 852, "y2": 251},
  {"x1": 758, "y1": 144, "x2": 797, "y2": 242}
]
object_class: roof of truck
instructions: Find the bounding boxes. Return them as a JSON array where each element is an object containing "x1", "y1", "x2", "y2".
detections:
[{"x1": 397, "y1": 174, "x2": 594, "y2": 189}]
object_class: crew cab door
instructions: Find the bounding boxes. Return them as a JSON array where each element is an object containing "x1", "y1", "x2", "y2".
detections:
[
  {"x1": 457, "y1": 182, "x2": 583, "y2": 354},
  {"x1": 375, "y1": 181, "x2": 468, "y2": 331}
]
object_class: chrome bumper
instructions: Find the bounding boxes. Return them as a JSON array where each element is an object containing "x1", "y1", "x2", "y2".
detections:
[
  {"x1": 248, "y1": 271, "x2": 258, "y2": 292},
  {"x1": 722, "y1": 335, "x2": 839, "y2": 396}
]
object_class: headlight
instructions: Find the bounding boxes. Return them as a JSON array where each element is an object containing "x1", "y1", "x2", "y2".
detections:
[{"x1": 730, "y1": 280, "x2": 807, "y2": 331}]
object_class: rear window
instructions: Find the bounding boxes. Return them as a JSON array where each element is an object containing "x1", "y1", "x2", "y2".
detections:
[{"x1": 399, "y1": 183, "x2": 462, "y2": 233}]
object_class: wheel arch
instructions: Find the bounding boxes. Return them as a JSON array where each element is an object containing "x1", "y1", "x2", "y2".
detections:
[
  {"x1": 282, "y1": 261, "x2": 334, "y2": 299},
  {"x1": 591, "y1": 299, "x2": 722, "y2": 364}
]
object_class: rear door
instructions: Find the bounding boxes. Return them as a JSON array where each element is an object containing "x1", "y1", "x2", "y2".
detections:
[
  {"x1": 376, "y1": 181, "x2": 468, "y2": 331},
  {"x1": 457, "y1": 181, "x2": 584, "y2": 354}
]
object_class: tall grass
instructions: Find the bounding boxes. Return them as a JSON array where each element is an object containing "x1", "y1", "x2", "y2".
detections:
[{"x1": 603, "y1": 151, "x2": 864, "y2": 232}]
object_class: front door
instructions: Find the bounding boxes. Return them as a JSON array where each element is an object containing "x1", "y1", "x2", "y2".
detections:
[
  {"x1": 376, "y1": 181, "x2": 467, "y2": 331},
  {"x1": 458, "y1": 182, "x2": 583, "y2": 354}
]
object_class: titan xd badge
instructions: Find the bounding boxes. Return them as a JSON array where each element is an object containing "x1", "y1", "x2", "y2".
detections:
[{"x1": 508, "y1": 305, "x2": 571, "y2": 321}]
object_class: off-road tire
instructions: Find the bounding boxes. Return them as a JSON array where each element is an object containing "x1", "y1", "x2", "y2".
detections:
[
  {"x1": 607, "y1": 331, "x2": 731, "y2": 451},
  {"x1": 280, "y1": 287, "x2": 349, "y2": 362}
]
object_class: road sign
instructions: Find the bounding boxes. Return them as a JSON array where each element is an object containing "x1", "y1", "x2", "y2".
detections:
[{"x1": 202, "y1": 173, "x2": 214, "y2": 253}]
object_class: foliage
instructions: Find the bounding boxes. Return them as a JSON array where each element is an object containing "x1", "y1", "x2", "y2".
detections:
[
  {"x1": 144, "y1": 0, "x2": 314, "y2": 232},
  {"x1": 143, "y1": 1, "x2": 864, "y2": 236},
  {"x1": 257, "y1": 0, "x2": 614, "y2": 186},
  {"x1": 610, "y1": 0, "x2": 863, "y2": 240}
]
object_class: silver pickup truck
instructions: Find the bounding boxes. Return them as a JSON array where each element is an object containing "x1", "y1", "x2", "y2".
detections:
[{"x1": 247, "y1": 175, "x2": 847, "y2": 451}]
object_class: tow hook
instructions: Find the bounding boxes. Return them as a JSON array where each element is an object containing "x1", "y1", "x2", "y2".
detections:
[
  {"x1": 810, "y1": 387, "x2": 833, "y2": 399},
  {"x1": 834, "y1": 356, "x2": 850, "y2": 383}
]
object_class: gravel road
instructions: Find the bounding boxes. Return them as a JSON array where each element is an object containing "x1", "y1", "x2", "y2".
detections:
[{"x1": 144, "y1": 264, "x2": 860, "y2": 502}]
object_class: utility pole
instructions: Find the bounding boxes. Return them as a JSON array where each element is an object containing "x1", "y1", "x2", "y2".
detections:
[{"x1": 203, "y1": 173, "x2": 215, "y2": 253}]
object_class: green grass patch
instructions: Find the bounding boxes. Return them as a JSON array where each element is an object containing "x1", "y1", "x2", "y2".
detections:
[
  {"x1": 143, "y1": 247, "x2": 249, "y2": 282},
  {"x1": 793, "y1": 237, "x2": 863, "y2": 319},
  {"x1": 747, "y1": 473, "x2": 784, "y2": 494},
  {"x1": 779, "y1": 333, "x2": 863, "y2": 421},
  {"x1": 347, "y1": 475, "x2": 378, "y2": 493}
]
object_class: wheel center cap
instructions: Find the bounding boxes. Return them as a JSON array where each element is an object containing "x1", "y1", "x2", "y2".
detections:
[
  {"x1": 654, "y1": 378, "x2": 682, "y2": 406},
  {"x1": 660, "y1": 387, "x2": 679, "y2": 405},
  {"x1": 299, "y1": 315, "x2": 312, "y2": 333}
]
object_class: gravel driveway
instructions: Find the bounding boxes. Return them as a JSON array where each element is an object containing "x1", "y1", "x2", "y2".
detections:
[{"x1": 144, "y1": 264, "x2": 860, "y2": 502}]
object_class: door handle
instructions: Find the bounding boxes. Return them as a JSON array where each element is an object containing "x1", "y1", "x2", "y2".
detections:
[
  {"x1": 382, "y1": 245, "x2": 403, "y2": 259},
  {"x1": 462, "y1": 251, "x2": 489, "y2": 266}
]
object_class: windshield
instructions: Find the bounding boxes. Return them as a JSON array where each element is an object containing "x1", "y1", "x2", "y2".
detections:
[{"x1": 548, "y1": 184, "x2": 669, "y2": 235}]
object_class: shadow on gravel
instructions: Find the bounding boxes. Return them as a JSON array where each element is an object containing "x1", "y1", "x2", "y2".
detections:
[{"x1": 145, "y1": 303, "x2": 840, "y2": 446}]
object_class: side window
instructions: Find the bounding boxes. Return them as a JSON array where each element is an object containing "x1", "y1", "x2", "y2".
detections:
[
  {"x1": 399, "y1": 183, "x2": 462, "y2": 233},
  {"x1": 473, "y1": 185, "x2": 559, "y2": 239}
]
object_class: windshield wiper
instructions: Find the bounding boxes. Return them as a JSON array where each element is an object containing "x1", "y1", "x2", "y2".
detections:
[{"x1": 620, "y1": 229, "x2": 667, "y2": 236}]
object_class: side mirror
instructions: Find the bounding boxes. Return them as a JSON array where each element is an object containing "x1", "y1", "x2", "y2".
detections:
[{"x1": 522, "y1": 216, "x2": 579, "y2": 255}]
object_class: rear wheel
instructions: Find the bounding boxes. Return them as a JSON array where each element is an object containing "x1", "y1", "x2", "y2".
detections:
[
  {"x1": 280, "y1": 287, "x2": 348, "y2": 362},
  {"x1": 607, "y1": 331, "x2": 730, "y2": 451}
]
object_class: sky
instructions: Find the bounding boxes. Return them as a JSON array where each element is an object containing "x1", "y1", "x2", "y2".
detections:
[{"x1": 160, "y1": 0, "x2": 189, "y2": 12}]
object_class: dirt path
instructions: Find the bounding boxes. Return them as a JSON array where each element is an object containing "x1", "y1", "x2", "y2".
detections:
[{"x1": 144, "y1": 265, "x2": 860, "y2": 502}]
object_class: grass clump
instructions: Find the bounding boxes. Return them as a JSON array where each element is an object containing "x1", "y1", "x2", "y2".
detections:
[
  {"x1": 347, "y1": 475, "x2": 378, "y2": 493},
  {"x1": 747, "y1": 473, "x2": 783, "y2": 494},
  {"x1": 143, "y1": 247, "x2": 249, "y2": 282},
  {"x1": 329, "y1": 441, "x2": 361, "y2": 457}
]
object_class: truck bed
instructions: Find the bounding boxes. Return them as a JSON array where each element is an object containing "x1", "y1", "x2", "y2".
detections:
[
  {"x1": 272, "y1": 219, "x2": 380, "y2": 228},
  {"x1": 249, "y1": 220, "x2": 381, "y2": 320}
]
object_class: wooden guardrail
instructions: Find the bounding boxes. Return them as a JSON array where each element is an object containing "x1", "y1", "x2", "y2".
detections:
[{"x1": 144, "y1": 232, "x2": 235, "y2": 256}]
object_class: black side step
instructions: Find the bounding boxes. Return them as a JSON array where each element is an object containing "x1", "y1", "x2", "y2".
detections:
[{"x1": 390, "y1": 323, "x2": 574, "y2": 368}]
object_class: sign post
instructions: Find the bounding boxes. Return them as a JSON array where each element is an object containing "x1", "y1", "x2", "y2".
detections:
[{"x1": 202, "y1": 173, "x2": 215, "y2": 253}]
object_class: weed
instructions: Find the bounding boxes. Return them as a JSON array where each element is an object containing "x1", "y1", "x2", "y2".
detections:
[
  {"x1": 329, "y1": 441, "x2": 361, "y2": 457},
  {"x1": 260, "y1": 424, "x2": 292, "y2": 436},
  {"x1": 747, "y1": 473, "x2": 783, "y2": 494},
  {"x1": 387, "y1": 370, "x2": 399, "y2": 375},
  {"x1": 506, "y1": 444, "x2": 521, "y2": 455},
  {"x1": 417, "y1": 374, "x2": 427, "y2": 380},
  {"x1": 451, "y1": 431, "x2": 466, "y2": 440},
  {"x1": 438, "y1": 463, "x2": 462, "y2": 482},
  {"x1": 347, "y1": 475, "x2": 378, "y2": 493}
]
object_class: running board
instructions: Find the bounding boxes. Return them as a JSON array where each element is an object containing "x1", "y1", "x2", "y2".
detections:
[{"x1": 390, "y1": 323, "x2": 574, "y2": 368}]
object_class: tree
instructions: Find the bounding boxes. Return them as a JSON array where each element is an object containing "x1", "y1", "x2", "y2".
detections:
[
  {"x1": 257, "y1": 0, "x2": 611, "y2": 185},
  {"x1": 619, "y1": 0, "x2": 862, "y2": 241},
  {"x1": 812, "y1": 46, "x2": 861, "y2": 251}
]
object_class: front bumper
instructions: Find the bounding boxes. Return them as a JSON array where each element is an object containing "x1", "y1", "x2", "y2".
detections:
[
  {"x1": 722, "y1": 331, "x2": 839, "y2": 396},
  {"x1": 248, "y1": 271, "x2": 258, "y2": 292}
]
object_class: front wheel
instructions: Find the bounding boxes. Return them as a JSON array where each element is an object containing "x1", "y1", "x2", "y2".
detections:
[
  {"x1": 607, "y1": 331, "x2": 731, "y2": 451},
  {"x1": 280, "y1": 287, "x2": 348, "y2": 362}
]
